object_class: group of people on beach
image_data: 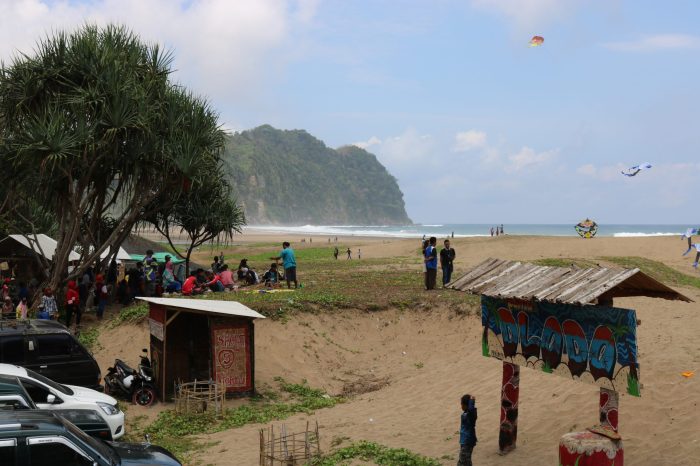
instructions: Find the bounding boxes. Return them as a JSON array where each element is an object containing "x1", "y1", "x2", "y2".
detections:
[
  {"x1": 133, "y1": 243, "x2": 300, "y2": 299},
  {"x1": 332, "y1": 247, "x2": 360, "y2": 260},
  {"x1": 0, "y1": 241, "x2": 302, "y2": 330},
  {"x1": 422, "y1": 237, "x2": 456, "y2": 290},
  {"x1": 490, "y1": 224, "x2": 504, "y2": 237}
]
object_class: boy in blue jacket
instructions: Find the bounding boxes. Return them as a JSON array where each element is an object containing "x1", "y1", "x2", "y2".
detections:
[{"x1": 458, "y1": 394, "x2": 477, "y2": 466}]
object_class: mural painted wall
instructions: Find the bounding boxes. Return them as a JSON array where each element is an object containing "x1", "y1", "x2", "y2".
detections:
[
  {"x1": 211, "y1": 324, "x2": 251, "y2": 393},
  {"x1": 481, "y1": 296, "x2": 640, "y2": 396}
]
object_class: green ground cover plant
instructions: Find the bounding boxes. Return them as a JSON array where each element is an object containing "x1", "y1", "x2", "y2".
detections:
[
  {"x1": 309, "y1": 440, "x2": 443, "y2": 466},
  {"x1": 132, "y1": 378, "x2": 343, "y2": 462},
  {"x1": 602, "y1": 256, "x2": 700, "y2": 290}
]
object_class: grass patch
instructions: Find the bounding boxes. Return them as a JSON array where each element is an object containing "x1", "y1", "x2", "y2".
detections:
[
  {"x1": 137, "y1": 378, "x2": 343, "y2": 462},
  {"x1": 602, "y1": 256, "x2": 700, "y2": 289},
  {"x1": 530, "y1": 258, "x2": 598, "y2": 268},
  {"x1": 76, "y1": 326, "x2": 101, "y2": 353},
  {"x1": 109, "y1": 302, "x2": 149, "y2": 327},
  {"x1": 309, "y1": 440, "x2": 443, "y2": 466}
]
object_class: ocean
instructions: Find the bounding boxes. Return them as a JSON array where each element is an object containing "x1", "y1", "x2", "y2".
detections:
[{"x1": 245, "y1": 224, "x2": 692, "y2": 239}]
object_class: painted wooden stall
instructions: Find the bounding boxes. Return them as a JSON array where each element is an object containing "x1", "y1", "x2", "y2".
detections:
[
  {"x1": 449, "y1": 258, "x2": 692, "y2": 465},
  {"x1": 138, "y1": 297, "x2": 265, "y2": 399}
]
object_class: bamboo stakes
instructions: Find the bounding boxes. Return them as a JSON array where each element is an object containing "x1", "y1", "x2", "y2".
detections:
[{"x1": 259, "y1": 422, "x2": 321, "y2": 465}]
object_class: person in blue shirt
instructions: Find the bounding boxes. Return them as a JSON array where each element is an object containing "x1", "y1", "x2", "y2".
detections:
[
  {"x1": 271, "y1": 242, "x2": 298, "y2": 289},
  {"x1": 458, "y1": 394, "x2": 477, "y2": 466},
  {"x1": 424, "y1": 236, "x2": 438, "y2": 290}
]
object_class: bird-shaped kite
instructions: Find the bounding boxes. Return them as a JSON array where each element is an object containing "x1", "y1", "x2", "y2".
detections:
[
  {"x1": 529, "y1": 36, "x2": 544, "y2": 47},
  {"x1": 621, "y1": 162, "x2": 652, "y2": 177}
]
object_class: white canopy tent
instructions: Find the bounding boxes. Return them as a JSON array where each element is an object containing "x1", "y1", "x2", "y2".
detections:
[{"x1": 8, "y1": 234, "x2": 80, "y2": 261}]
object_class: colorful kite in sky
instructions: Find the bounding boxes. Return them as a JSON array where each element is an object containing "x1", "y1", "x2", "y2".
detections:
[
  {"x1": 529, "y1": 36, "x2": 544, "y2": 47},
  {"x1": 575, "y1": 218, "x2": 597, "y2": 238},
  {"x1": 621, "y1": 162, "x2": 652, "y2": 177}
]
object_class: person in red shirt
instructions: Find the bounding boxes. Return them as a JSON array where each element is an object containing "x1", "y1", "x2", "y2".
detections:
[
  {"x1": 218, "y1": 264, "x2": 235, "y2": 290},
  {"x1": 182, "y1": 272, "x2": 204, "y2": 296},
  {"x1": 65, "y1": 280, "x2": 81, "y2": 328}
]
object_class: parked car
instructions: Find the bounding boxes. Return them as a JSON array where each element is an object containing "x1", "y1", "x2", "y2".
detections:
[
  {"x1": 0, "y1": 320, "x2": 102, "y2": 390},
  {"x1": 0, "y1": 410, "x2": 181, "y2": 465},
  {"x1": 0, "y1": 373, "x2": 113, "y2": 440},
  {"x1": 0, "y1": 364, "x2": 125, "y2": 439}
]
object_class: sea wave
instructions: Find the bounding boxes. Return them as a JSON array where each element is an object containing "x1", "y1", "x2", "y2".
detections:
[
  {"x1": 245, "y1": 224, "x2": 485, "y2": 238},
  {"x1": 613, "y1": 232, "x2": 681, "y2": 237}
]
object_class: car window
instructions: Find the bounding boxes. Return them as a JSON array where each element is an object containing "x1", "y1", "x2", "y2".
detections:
[
  {"x1": 28, "y1": 438, "x2": 93, "y2": 466},
  {"x1": 36, "y1": 334, "x2": 73, "y2": 359},
  {"x1": 20, "y1": 379, "x2": 53, "y2": 404},
  {"x1": 0, "y1": 336, "x2": 24, "y2": 365},
  {"x1": 0, "y1": 438, "x2": 16, "y2": 465},
  {"x1": 24, "y1": 369, "x2": 73, "y2": 396},
  {"x1": 0, "y1": 396, "x2": 30, "y2": 410},
  {"x1": 63, "y1": 417, "x2": 119, "y2": 464}
]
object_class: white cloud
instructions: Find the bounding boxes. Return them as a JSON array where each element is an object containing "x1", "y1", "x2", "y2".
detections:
[
  {"x1": 352, "y1": 136, "x2": 382, "y2": 149},
  {"x1": 505, "y1": 146, "x2": 558, "y2": 172},
  {"x1": 0, "y1": 0, "x2": 318, "y2": 104},
  {"x1": 453, "y1": 130, "x2": 487, "y2": 152},
  {"x1": 470, "y1": 0, "x2": 581, "y2": 30},
  {"x1": 603, "y1": 34, "x2": 700, "y2": 52},
  {"x1": 576, "y1": 164, "x2": 597, "y2": 176}
]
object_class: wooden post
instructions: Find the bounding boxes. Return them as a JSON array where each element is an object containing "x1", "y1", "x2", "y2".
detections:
[
  {"x1": 599, "y1": 388, "x2": 619, "y2": 432},
  {"x1": 499, "y1": 361, "x2": 520, "y2": 454}
]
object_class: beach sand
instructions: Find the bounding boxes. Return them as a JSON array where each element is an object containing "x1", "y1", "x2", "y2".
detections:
[{"x1": 97, "y1": 233, "x2": 700, "y2": 465}]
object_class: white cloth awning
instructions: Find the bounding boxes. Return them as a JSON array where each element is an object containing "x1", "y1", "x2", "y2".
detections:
[
  {"x1": 8, "y1": 234, "x2": 80, "y2": 261},
  {"x1": 137, "y1": 297, "x2": 266, "y2": 319},
  {"x1": 99, "y1": 246, "x2": 131, "y2": 261}
]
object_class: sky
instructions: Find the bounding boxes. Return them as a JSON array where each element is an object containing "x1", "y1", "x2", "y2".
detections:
[{"x1": 1, "y1": 0, "x2": 699, "y2": 225}]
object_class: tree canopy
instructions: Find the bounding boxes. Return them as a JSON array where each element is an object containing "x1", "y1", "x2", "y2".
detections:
[{"x1": 0, "y1": 24, "x2": 237, "y2": 290}]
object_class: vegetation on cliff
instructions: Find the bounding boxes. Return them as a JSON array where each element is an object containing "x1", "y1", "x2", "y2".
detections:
[{"x1": 222, "y1": 125, "x2": 411, "y2": 225}]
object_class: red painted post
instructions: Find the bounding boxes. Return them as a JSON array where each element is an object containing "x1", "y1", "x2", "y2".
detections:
[
  {"x1": 499, "y1": 361, "x2": 519, "y2": 453},
  {"x1": 599, "y1": 388, "x2": 619, "y2": 432}
]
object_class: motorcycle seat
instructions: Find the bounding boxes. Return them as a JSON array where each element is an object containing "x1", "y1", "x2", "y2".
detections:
[{"x1": 115, "y1": 359, "x2": 135, "y2": 374}]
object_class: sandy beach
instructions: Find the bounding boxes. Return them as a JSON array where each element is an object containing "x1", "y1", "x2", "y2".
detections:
[{"x1": 96, "y1": 233, "x2": 700, "y2": 465}]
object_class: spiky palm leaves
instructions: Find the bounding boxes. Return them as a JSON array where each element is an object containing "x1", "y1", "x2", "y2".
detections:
[{"x1": 0, "y1": 24, "x2": 228, "y2": 288}]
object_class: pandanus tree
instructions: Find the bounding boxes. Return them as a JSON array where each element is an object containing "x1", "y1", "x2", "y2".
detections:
[
  {"x1": 0, "y1": 24, "x2": 228, "y2": 292},
  {"x1": 143, "y1": 174, "x2": 246, "y2": 275}
]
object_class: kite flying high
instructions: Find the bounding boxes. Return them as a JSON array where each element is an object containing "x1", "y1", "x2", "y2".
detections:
[
  {"x1": 621, "y1": 162, "x2": 652, "y2": 177},
  {"x1": 529, "y1": 35, "x2": 544, "y2": 47}
]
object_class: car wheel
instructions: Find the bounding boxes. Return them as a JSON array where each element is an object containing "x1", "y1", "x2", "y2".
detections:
[{"x1": 133, "y1": 386, "x2": 156, "y2": 407}]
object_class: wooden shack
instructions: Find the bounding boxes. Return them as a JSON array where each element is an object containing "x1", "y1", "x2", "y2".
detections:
[
  {"x1": 138, "y1": 297, "x2": 265, "y2": 399},
  {"x1": 448, "y1": 258, "x2": 692, "y2": 463}
]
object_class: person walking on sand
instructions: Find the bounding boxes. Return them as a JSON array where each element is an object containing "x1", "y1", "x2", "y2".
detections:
[
  {"x1": 457, "y1": 394, "x2": 478, "y2": 466},
  {"x1": 490, "y1": 227, "x2": 494, "y2": 237},
  {"x1": 333, "y1": 247, "x2": 339, "y2": 260},
  {"x1": 424, "y1": 236, "x2": 438, "y2": 290},
  {"x1": 271, "y1": 242, "x2": 298, "y2": 289},
  {"x1": 440, "y1": 239, "x2": 456, "y2": 287},
  {"x1": 346, "y1": 248, "x2": 352, "y2": 259},
  {"x1": 500, "y1": 224, "x2": 504, "y2": 235}
]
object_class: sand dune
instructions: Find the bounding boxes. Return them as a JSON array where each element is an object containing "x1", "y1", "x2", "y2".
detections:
[{"x1": 97, "y1": 235, "x2": 700, "y2": 465}]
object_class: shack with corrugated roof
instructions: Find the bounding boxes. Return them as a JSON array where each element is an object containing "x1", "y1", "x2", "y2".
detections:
[
  {"x1": 449, "y1": 258, "x2": 691, "y2": 464},
  {"x1": 138, "y1": 297, "x2": 265, "y2": 399}
]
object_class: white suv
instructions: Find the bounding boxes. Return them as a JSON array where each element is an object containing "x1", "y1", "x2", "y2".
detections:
[{"x1": 0, "y1": 364, "x2": 125, "y2": 439}]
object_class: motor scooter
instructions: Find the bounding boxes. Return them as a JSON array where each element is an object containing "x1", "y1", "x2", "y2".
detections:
[{"x1": 105, "y1": 348, "x2": 157, "y2": 406}]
